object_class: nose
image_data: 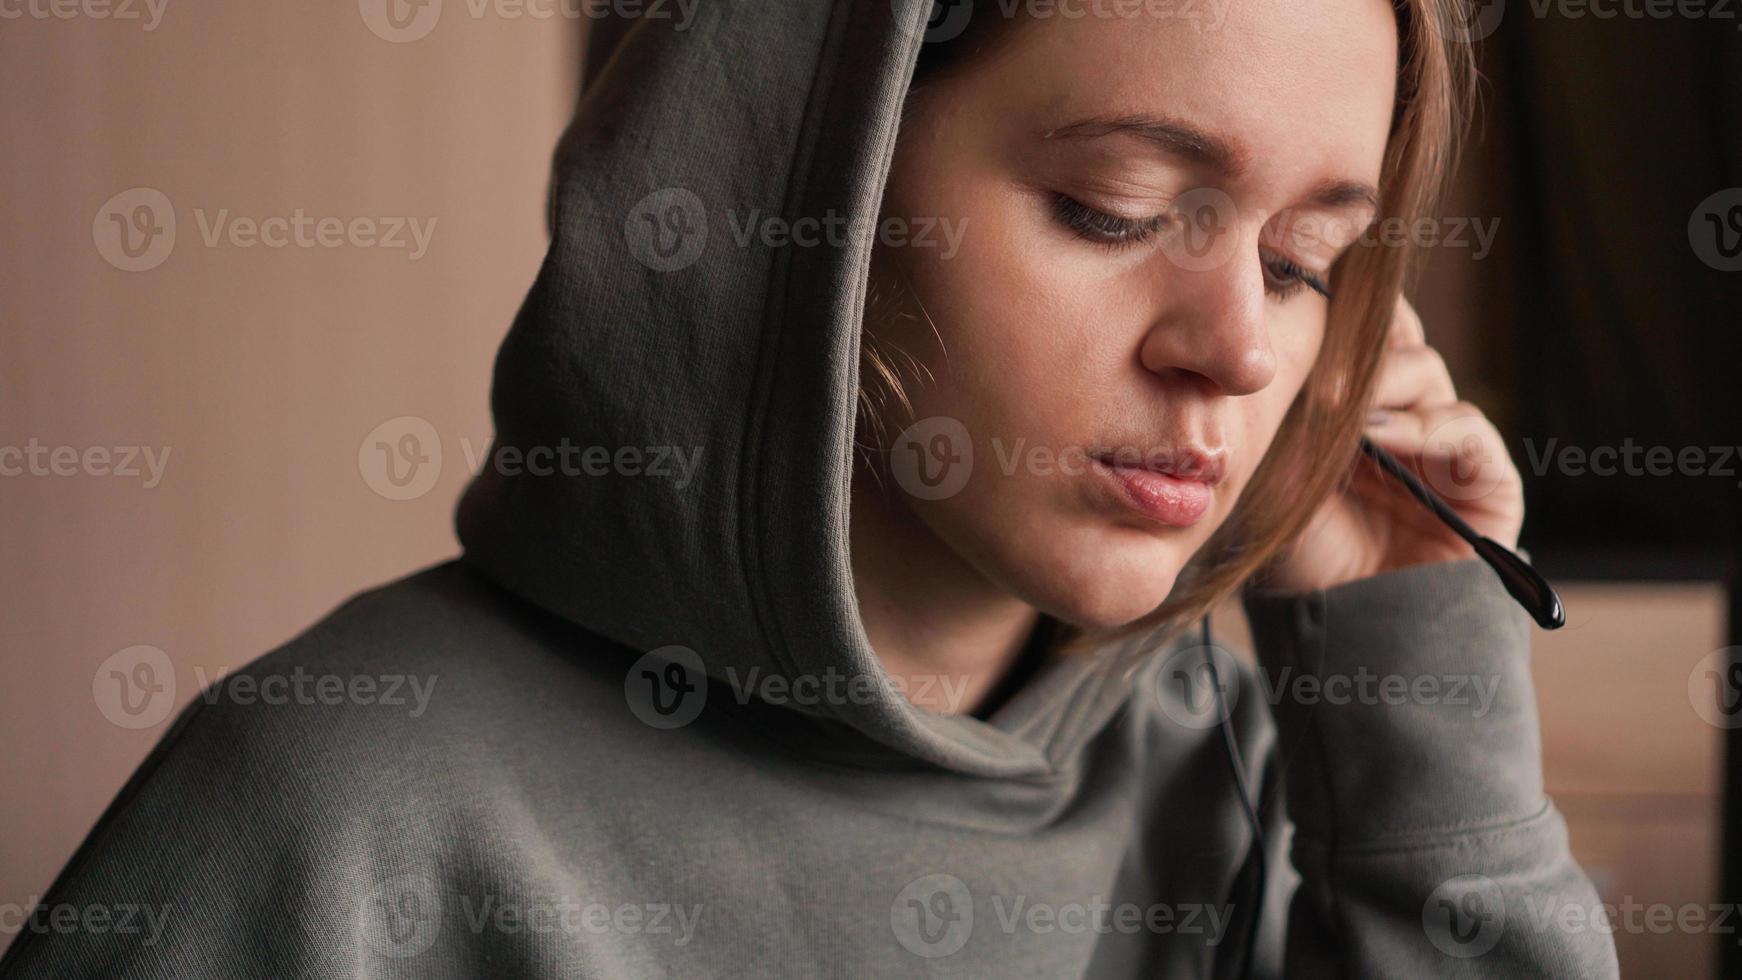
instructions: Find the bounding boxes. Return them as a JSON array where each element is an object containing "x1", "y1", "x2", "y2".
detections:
[{"x1": 1136, "y1": 242, "x2": 1278, "y2": 397}]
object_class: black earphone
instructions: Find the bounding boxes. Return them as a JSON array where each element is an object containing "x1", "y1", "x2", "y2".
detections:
[{"x1": 1359, "y1": 437, "x2": 1565, "y2": 630}]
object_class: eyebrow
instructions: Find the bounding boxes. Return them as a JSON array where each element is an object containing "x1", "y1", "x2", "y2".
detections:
[{"x1": 1042, "y1": 114, "x2": 1380, "y2": 212}]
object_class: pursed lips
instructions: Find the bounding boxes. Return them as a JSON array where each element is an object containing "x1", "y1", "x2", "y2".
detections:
[
  {"x1": 1086, "y1": 445, "x2": 1228, "y2": 529},
  {"x1": 1088, "y1": 445, "x2": 1228, "y2": 486}
]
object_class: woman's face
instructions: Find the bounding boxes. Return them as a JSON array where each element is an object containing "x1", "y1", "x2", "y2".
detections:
[{"x1": 864, "y1": 0, "x2": 1398, "y2": 630}]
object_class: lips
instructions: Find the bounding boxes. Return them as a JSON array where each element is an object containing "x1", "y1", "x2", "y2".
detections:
[{"x1": 1089, "y1": 447, "x2": 1226, "y2": 529}]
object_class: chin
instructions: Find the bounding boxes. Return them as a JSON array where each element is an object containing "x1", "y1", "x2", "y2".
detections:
[{"x1": 1006, "y1": 529, "x2": 1190, "y2": 633}]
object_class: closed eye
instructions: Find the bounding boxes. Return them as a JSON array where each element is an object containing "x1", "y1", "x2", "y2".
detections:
[
  {"x1": 1052, "y1": 194, "x2": 1332, "y2": 302},
  {"x1": 1051, "y1": 194, "x2": 1172, "y2": 246},
  {"x1": 1260, "y1": 250, "x2": 1332, "y2": 301}
]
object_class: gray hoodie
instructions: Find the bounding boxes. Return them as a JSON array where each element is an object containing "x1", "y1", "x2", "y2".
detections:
[{"x1": 1, "y1": 2, "x2": 1619, "y2": 977}]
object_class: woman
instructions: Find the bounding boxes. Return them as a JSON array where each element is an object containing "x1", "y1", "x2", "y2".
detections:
[{"x1": 1, "y1": 1, "x2": 1618, "y2": 977}]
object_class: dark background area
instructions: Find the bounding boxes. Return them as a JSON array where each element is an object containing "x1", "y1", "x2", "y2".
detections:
[{"x1": 1441, "y1": 7, "x2": 1741, "y2": 971}]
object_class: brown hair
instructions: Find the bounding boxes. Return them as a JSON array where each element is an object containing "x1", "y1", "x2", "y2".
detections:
[{"x1": 863, "y1": 1, "x2": 1478, "y2": 657}]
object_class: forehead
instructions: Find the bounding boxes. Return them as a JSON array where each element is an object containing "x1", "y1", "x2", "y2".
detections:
[{"x1": 989, "y1": 0, "x2": 1398, "y2": 193}]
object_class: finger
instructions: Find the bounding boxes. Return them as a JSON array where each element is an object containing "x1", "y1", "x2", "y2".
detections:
[
  {"x1": 1365, "y1": 401, "x2": 1520, "y2": 501},
  {"x1": 1371, "y1": 346, "x2": 1458, "y2": 411},
  {"x1": 1367, "y1": 401, "x2": 1495, "y2": 452},
  {"x1": 1386, "y1": 295, "x2": 1427, "y2": 350}
]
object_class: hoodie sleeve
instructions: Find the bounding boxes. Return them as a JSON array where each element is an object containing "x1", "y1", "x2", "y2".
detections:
[{"x1": 1239, "y1": 556, "x2": 1620, "y2": 979}]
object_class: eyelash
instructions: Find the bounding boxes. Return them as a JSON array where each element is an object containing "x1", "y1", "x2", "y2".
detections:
[{"x1": 1050, "y1": 194, "x2": 1332, "y2": 301}]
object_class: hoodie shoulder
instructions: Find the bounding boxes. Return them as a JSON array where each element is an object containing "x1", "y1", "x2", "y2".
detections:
[
  {"x1": 178, "y1": 561, "x2": 611, "y2": 761},
  {"x1": 185, "y1": 560, "x2": 651, "y2": 796},
  {"x1": 0, "y1": 561, "x2": 645, "y2": 978}
]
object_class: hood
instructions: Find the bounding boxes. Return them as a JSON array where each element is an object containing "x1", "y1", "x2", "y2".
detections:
[{"x1": 457, "y1": 0, "x2": 1148, "y2": 778}]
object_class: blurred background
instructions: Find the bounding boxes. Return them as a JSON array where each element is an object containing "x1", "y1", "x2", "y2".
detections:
[{"x1": 2, "y1": 2, "x2": 1739, "y2": 975}]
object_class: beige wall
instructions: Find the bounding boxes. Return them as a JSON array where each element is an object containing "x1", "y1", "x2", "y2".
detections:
[{"x1": 0, "y1": 0, "x2": 581, "y2": 953}]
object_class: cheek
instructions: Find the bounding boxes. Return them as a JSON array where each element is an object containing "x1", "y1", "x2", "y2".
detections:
[
  {"x1": 1269, "y1": 317, "x2": 1324, "y2": 399},
  {"x1": 888, "y1": 187, "x2": 1106, "y2": 429},
  {"x1": 1227, "y1": 317, "x2": 1324, "y2": 488},
  {"x1": 896, "y1": 185, "x2": 1191, "y2": 387}
]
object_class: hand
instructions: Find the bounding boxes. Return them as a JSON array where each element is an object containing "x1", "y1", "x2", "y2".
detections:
[{"x1": 1261, "y1": 297, "x2": 1525, "y2": 593}]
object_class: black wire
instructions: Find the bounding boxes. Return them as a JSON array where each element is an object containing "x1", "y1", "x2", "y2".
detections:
[{"x1": 1204, "y1": 612, "x2": 1267, "y2": 979}]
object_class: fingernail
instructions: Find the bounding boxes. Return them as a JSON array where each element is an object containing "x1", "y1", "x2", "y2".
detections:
[{"x1": 1367, "y1": 409, "x2": 1392, "y2": 426}]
